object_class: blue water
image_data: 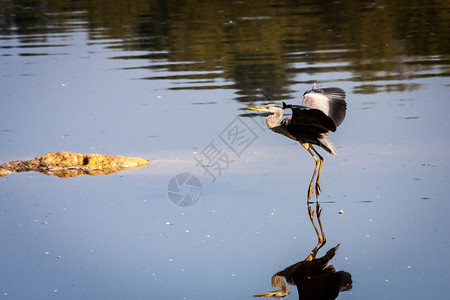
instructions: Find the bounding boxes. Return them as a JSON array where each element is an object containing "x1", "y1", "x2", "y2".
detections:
[{"x1": 1, "y1": 1, "x2": 449, "y2": 299}]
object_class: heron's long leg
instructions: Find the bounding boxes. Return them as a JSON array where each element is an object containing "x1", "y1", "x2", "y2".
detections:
[
  {"x1": 310, "y1": 145, "x2": 324, "y2": 197},
  {"x1": 315, "y1": 201, "x2": 326, "y2": 250},
  {"x1": 306, "y1": 202, "x2": 326, "y2": 261},
  {"x1": 301, "y1": 143, "x2": 321, "y2": 201},
  {"x1": 308, "y1": 204, "x2": 320, "y2": 240}
]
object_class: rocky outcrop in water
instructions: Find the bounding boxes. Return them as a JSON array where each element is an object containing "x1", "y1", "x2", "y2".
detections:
[{"x1": 0, "y1": 151, "x2": 151, "y2": 178}]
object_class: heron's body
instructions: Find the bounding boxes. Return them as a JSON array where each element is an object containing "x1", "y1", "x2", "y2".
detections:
[{"x1": 247, "y1": 85, "x2": 346, "y2": 200}]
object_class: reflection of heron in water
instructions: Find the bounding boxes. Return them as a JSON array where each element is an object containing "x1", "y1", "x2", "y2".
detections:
[
  {"x1": 254, "y1": 202, "x2": 352, "y2": 299},
  {"x1": 247, "y1": 84, "x2": 346, "y2": 201}
]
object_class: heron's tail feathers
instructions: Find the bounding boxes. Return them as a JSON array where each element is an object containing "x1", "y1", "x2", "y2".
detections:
[{"x1": 319, "y1": 137, "x2": 337, "y2": 156}]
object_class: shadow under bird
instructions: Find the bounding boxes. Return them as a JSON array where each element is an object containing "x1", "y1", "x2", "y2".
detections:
[{"x1": 247, "y1": 84, "x2": 346, "y2": 201}]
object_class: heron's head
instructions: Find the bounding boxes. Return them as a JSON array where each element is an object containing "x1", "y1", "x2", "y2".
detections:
[{"x1": 246, "y1": 104, "x2": 282, "y2": 114}]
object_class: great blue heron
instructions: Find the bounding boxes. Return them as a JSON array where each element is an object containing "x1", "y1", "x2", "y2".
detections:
[
  {"x1": 247, "y1": 84, "x2": 346, "y2": 201},
  {"x1": 254, "y1": 202, "x2": 352, "y2": 299}
]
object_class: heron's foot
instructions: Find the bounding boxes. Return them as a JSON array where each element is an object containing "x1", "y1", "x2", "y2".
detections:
[
  {"x1": 307, "y1": 185, "x2": 314, "y2": 201},
  {"x1": 315, "y1": 182, "x2": 322, "y2": 198},
  {"x1": 316, "y1": 201, "x2": 322, "y2": 217}
]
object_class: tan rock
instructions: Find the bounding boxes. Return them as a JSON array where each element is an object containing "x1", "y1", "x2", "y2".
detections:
[{"x1": 0, "y1": 151, "x2": 150, "y2": 178}]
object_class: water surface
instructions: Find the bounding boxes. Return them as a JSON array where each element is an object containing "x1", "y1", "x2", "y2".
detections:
[{"x1": 1, "y1": 1, "x2": 449, "y2": 299}]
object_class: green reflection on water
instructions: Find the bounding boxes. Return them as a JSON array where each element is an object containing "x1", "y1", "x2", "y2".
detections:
[{"x1": 1, "y1": 0, "x2": 448, "y2": 99}]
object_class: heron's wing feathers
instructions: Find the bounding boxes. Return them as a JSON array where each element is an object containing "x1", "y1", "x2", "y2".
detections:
[
  {"x1": 302, "y1": 87, "x2": 346, "y2": 128},
  {"x1": 283, "y1": 103, "x2": 337, "y2": 132}
]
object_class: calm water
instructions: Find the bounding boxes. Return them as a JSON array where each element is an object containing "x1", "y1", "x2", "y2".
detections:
[{"x1": 1, "y1": 0, "x2": 449, "y2": 299}]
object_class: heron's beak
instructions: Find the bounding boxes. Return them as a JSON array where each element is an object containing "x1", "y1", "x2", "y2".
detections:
[
  {"x1": 253, "y1": 292, "x2": 271, "y2": 297},
  {"x1": 253, "y1": 291, "x2": 285, "y2": 298},
  {"x1": 246, "y1": 106, "x2": 265, "y2": 111}
]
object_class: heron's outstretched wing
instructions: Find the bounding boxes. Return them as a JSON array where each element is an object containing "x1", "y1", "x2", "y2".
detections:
[
  {"x1": 302, "y1": 86, "x2": 346, "y2": 128},
  {"x1": 282, "y1": 102, "x2": 336, "y2": 132}
]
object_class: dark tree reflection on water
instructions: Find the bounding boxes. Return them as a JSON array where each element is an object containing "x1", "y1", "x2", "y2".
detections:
[{"x1": 1, "y1": 0, "x2": 448, "y2": 100}]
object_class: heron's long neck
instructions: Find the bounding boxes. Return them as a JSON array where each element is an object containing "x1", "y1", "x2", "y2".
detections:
[
  {"x1": 266, "y1": 109, "x2": 291, "y2": 138},
  {"x1": 266, "y1": 109, "x2": 283, "y2": 129}
]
